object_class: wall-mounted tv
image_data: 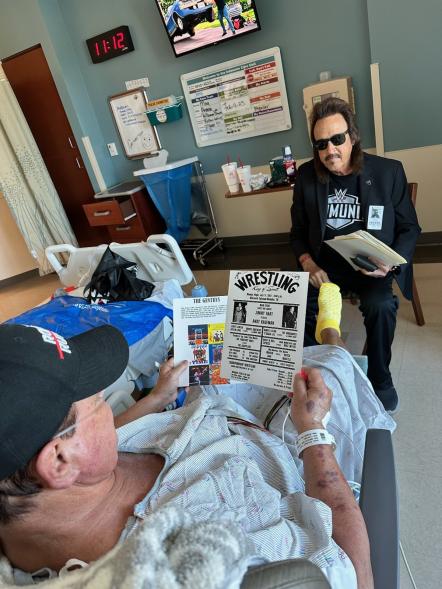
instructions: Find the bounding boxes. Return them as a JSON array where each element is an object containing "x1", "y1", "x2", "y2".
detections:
[{"x1": 154, "y1": 0, "x2": 261, "y2": 58}]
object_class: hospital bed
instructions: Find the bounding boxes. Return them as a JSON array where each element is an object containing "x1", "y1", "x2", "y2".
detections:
[
  {"x1": 7, "y1": 234, "x2": 194, "y2": 413},
  {"x1": 4, "y1": 235, "x2": 398, "y2": 587}
]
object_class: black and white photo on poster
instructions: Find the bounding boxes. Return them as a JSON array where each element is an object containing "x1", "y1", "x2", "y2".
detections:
[
  {"x1": 282, "y1": 304, "x2": 298, "y2": 329},
  {"x1": 232, "y1": 301, "x2": 247, "y2": 323}
]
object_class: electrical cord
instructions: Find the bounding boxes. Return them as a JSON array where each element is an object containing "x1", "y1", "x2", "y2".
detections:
[{"x1": 281, "y1": 402, "x2": 292, "y2": 443}]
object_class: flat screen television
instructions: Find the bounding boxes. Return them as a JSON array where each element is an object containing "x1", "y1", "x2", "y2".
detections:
[{"x1": 154, "y1": 0, "x2": 261, "y2": 57}]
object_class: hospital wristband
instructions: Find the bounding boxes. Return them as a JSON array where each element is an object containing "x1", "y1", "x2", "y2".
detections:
[{"x1": 295, "y1": 429, "x2": 336, "y2": 458}]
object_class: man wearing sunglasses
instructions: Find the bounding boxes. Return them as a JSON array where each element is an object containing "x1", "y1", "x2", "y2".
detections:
[{"x1": 290, "y1": 97, "x2": 421, "y2": 412}]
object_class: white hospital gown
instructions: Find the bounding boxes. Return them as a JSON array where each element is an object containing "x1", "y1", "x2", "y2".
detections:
[
  {"x1": 202, "y1": 345, "x2": 396, "y2": 482},
  {"x1": 118, "y1": 346, "x2": 395, "y2": 588}
]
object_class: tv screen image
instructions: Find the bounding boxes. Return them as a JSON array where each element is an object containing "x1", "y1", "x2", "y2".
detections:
[{"x1": 155, "y1": 0, "x2": 261, "y2": 57}]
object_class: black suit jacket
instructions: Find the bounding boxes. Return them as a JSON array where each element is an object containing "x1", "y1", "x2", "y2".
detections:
[{"x1": 289, "y1": 153, "x2": 421, "y2": 299}]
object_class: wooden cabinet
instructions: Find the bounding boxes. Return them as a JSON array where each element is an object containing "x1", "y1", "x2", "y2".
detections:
[{"x1": 82, "y1": 181, "x2": 165, "y2": 243}]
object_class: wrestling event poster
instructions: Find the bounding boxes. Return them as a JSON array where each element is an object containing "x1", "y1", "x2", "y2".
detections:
[
  {"x1": 173, "y1": 296, "x2": 229, "y2": 387},
  {"x1": 221, "y1": 270, "x2": 309, "y2": 392}
]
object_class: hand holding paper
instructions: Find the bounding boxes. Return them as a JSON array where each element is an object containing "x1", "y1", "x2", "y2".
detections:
[
  {"x1": 358, "y1": 257, "x2": 393, "y2": 278},
  {"x1": 325, "y1": 230, "x2": 406, "y2": 271}
]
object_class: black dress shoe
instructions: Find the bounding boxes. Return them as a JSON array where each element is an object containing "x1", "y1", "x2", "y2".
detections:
[
  {"x1": 374, "y1": 385, "x2": 399, "y2": 413},
  {"x1": 387, "y1": 397, "x2": 400, "y2": 415},
  {"x1": 222, "y1": 30, "x2": 227, "y2": 36}
]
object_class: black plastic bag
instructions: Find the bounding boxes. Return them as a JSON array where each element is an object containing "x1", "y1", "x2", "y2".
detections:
[{"x1": 83, "y1": 246, "x2": 154, "y2": 303}]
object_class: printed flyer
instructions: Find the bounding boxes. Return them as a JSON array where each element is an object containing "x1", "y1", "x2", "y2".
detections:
[
  {"x1": 173, "y1": 296, "x2": 229, "y2": 387},
  {"x1": 220, "y1": 270, "x2": 309, "y2": 392}
]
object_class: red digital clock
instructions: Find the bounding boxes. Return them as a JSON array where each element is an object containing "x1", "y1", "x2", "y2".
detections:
[{"x1": 86, "y1": 26, "x2": 134, "y2": 64}]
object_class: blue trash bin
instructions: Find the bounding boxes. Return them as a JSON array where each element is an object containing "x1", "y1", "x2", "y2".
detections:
[{"x1": 135, "y1": 157, "x2": 197, "y2": 243}]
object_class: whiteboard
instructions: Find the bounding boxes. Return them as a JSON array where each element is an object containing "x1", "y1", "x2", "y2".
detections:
[
  {"x1": 181, "y1": 47, "x2": 292, "y2": 148},
  {"x1": 108, "y1": 89, "x2": 160, "y2": 159}
]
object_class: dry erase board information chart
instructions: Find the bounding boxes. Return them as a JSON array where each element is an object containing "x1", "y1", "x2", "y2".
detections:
[
  {"x1": 181, "y1": 47, "x2": 292, "y2": 147},
  {"x1": 108, "y1": 89, "x2": 160, "y2": 159}
]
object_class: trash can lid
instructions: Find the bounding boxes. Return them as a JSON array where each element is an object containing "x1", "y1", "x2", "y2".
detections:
[
  {"x1": 94, "y1": 180, "x2": 144, "y2": 199},
  {"x1": 133, "y1": 156, "x2": 198, "y2": 176}
]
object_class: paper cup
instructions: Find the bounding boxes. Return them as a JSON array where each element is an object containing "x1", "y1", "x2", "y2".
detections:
[
  {"x1": 237, "y1": 165, "x2": 252, "y2": 192},
  {"x1": 222, "y1": 162, "x2": 240, "y2": 193}
]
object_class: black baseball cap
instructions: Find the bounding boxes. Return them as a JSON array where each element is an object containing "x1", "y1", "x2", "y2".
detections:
[{"x1": 0, "y1": 324, "x2": 129, "y2": 479}]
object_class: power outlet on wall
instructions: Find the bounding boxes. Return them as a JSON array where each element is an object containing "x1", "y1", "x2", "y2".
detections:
[{"x1": 107, "y1": 142, "x2": 118, "y2": 157}]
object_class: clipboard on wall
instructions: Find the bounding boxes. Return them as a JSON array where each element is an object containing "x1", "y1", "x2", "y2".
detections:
[{"x1": 108, "y1": 89, "x2": 161, "y2": 159}]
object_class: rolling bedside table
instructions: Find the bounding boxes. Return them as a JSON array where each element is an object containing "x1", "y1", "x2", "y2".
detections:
[{"x1": 82, "y1": 180, "x2": 165, "y2": 243}]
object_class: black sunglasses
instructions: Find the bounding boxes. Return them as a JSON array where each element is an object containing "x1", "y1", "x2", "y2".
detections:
[{"x1": 313, "y1": 129, "x2": 349, "y2": 151}]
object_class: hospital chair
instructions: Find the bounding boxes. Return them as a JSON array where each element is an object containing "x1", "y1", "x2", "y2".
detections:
[
  {"x1": 240, "y1": 428, "x2": 398, "y2": 589},
  {"x1": 346, "y1": 182, "x2": 425, "y2": 354}
]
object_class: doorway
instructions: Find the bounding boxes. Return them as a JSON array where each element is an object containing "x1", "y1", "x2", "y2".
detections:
[{"x1": 2, "y1": 44, "x2": 108, "y2": 247}]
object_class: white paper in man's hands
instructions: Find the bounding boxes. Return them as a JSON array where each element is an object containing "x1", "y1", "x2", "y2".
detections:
[
  {"x1": 325, "y1": 230, "x2": 406, "y2": 270},
  {"x1": 221, "y1": 270, "x2": 309, "y2": 393},
  {"x1": 173, "y1": 296, "x2": 229, "y2": 387}
]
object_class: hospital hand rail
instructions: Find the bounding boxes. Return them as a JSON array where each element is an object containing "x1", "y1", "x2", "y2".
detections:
[
  {"x1": 359, "y1": 428, "x2": 399, "y2": 589},
  {"x1": 45, "y1": 244, "x2": 77, "y2": 275}
]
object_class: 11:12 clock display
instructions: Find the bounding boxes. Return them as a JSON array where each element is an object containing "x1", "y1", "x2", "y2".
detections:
[{"x1": 86, "y1": 26, "x2": 134, "y2": 64}]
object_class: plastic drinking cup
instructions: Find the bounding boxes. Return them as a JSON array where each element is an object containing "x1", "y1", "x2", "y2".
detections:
[
  {"x1": 221, "y1": 162, "x2": 240, "y2": 193},
  {"x1": 237, "y1": 165, "x2": 252, "y2": 192}
]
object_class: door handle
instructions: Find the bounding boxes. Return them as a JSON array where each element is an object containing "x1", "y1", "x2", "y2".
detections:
[
  {"x1": 68, "y1": 136, "x2": 76, "y2": 149},
  {"x1": 75, "y1": 157, "x2": 83, "y2": 169}
]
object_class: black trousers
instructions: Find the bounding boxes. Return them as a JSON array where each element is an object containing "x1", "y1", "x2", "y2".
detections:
[{"x1": 304, "y1": 271, "x2": 399, "y2": 392}]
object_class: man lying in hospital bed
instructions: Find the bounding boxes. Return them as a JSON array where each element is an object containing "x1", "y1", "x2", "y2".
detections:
[{"x1": 0, "y1": 284, "x2": 394, "y2": 589}]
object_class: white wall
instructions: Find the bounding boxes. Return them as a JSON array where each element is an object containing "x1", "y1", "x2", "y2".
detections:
[
  {"x1": 389, "y1": 144, "x2": 442, "y2": 234},
  {"x1": 205, "y1": 145, "x2": 442, "y2": 238},
  {"x1": 1, "y1": 143, "x2": 439, "y2": 282}
]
